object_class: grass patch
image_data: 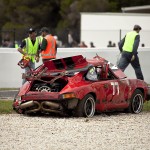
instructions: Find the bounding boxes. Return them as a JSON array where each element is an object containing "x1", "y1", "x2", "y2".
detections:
[
  {"x1": 143, "y1": 100, "x2": 150, "y2": 111},
  {"x1": 0, "y1": 100, "x2": 150, "y2": 114},
  {"x1": 0, "y1": 88, "x2": 19, "y2": 91},
  {"x1": 0, "y1": 100, "x2": 15, "y2": 114}
]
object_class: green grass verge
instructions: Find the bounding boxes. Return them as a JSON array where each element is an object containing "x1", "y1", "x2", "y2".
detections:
[
  {"x1": 0, "y1": 88, "x2": 19, "y2": 91},
  {"x1": 143, "y1": 101, "x2": 150, "y2": 111},
  {"x1": 0, "y1": 100, "x2": 15, "y2": 114},
  {"x1": 0, "y1": 100, "x2": 150, "y2": 114}
]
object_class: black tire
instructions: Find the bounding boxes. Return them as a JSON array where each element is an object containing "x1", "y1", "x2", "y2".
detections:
[
  {"x1": 127, "y1": 89, "x2": 144, "y2": 114},
  {"x1": 73, "y1": 94, "x2": 95, "y2": 117}
]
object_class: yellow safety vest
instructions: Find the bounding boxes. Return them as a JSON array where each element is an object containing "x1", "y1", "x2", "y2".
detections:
[
  {"x1": 15, "y1": 43, "x2": 19, "y2": 48},
  {"x1": 37, "y1": 36, "x2": 43, "y2": 46},
  {"x1": 23, "y1": 37, "x2": 39, "y2": 62},
  {"x1": 123, "y1": 31, "x2": 138, "y2": 52}
]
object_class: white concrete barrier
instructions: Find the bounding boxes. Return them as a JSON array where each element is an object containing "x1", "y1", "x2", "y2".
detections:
[{"x1": 0, "y1": 47, "x2": 149, "y2": 88}]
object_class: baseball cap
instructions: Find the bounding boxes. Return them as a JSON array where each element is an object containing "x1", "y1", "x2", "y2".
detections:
[
  {"x1": 28, "y1": 28, "x2": 36, "y2": 34},
  {"x1": 40, "y1": 27, "x2": 49, "y2": 33},
  {"x1": 133, "y1": 25, "x2": 142, "y2": 30}
]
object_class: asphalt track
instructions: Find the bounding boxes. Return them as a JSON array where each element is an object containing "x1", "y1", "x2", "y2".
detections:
[{"x1": 0, "y1": 90, "x2": 19, "y2": 99}]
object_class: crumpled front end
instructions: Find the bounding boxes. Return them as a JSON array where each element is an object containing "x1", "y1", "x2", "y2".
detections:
[{"x1": 13, "y1": 55, "x2": 90, "y2": 116}]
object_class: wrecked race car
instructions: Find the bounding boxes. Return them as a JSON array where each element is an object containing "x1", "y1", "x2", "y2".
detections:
[{"x1": 13, "y1": 55, "x2": 150, "y2": 117}]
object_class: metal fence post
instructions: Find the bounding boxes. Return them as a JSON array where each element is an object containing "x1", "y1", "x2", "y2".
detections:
[{"x1": 119, "y1": 29, "x2": 121, "y2": 41}]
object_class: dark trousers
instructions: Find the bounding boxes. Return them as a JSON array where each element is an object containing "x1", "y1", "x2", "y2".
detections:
[{"x1": 117, "y1": 51, "x2": 144, "y2": 80}]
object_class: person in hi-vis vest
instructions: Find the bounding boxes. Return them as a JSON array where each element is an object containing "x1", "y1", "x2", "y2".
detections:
[
  {"x1": 117, "y1": 25, "x2": 144, "y2": 80},
  {"x1": 40, "y1": 27, "x2": 57, "y2": 63},
  {"x1": 18, "y1": 28, "x2": 40, "y2": 84}
]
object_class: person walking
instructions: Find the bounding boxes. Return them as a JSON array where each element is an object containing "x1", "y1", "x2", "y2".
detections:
[
  {"x1": 40, "y1": 27, "x2": 57, "y2": 63},
  {"x1": 117, "y1": 25, "x2": 144, "y2": 80},
  {"x1": 18, "y1": 28, "x2": 40, "y2": 84},
  {"x1": 68, "y1": 30, "x2": 74, "y2": 47}
]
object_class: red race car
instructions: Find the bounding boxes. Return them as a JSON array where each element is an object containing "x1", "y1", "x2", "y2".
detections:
[{"x1": 13, "y1": 55, "x2": 150, "y2": 117}]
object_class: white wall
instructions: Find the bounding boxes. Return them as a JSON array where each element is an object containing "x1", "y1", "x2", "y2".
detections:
[
  {"x1": 0, "y1": 48, "x2": 150, "y2": 88},
  {"x1": 80, "y1": 13, "x2": 150, "y2": 47}
]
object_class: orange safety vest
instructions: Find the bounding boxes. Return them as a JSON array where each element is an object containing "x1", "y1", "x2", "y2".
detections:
[{"x1": 41, "y1": 35, "x2": 57, "y2": 59}]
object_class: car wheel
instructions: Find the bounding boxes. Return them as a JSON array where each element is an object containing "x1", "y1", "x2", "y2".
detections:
[
  {"x1": 73, "y1": 94, "x2": 95, "y2": 117},
  {"x1": 127, "y1": 89, "x2": 144, "y2": 114}
]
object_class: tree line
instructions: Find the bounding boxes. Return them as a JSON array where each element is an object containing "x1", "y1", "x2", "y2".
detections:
[{"x1": 0, "y1": 0, "x2": 150, "y2": 45}]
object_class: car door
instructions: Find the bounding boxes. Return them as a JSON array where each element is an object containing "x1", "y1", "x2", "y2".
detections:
[{"x1": 102, "y1": 79, "x2": 130, "y2": 110}]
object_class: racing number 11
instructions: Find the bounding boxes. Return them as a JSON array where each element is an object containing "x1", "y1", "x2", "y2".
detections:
[{"x1": 111, "y1": 82, "x2": 119, "y2": 95}]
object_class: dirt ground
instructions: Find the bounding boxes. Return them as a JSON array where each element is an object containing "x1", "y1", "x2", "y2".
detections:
[{"x1": 0, "y1": 112, "x2": 150, "y2": 150}]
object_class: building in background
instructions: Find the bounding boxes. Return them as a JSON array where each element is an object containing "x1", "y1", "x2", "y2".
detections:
[{"x1": 80, "y1": 12, "x2": 150, "y2": 47}]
